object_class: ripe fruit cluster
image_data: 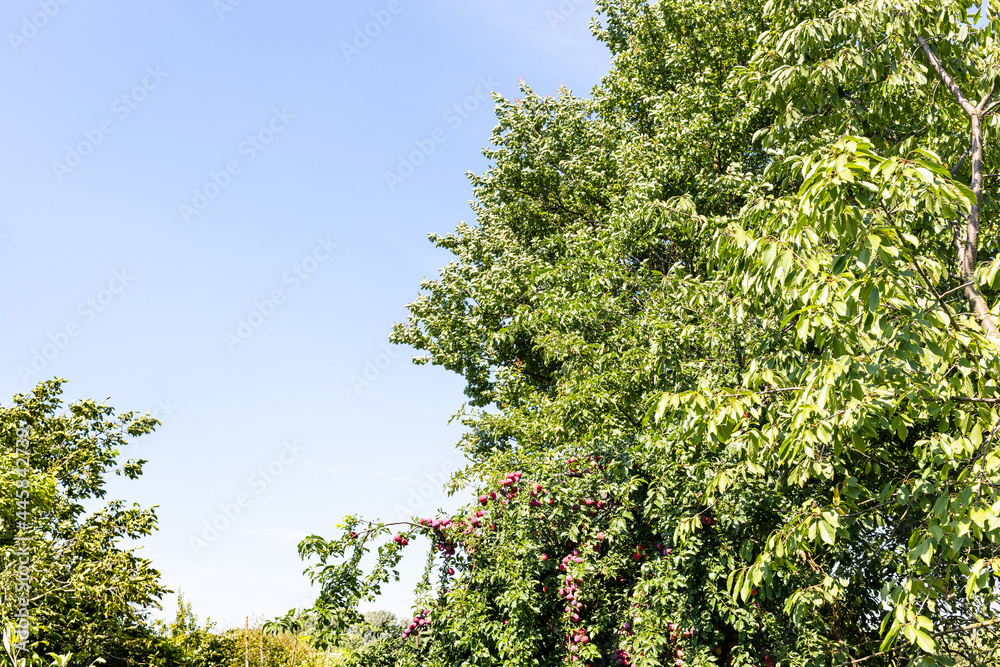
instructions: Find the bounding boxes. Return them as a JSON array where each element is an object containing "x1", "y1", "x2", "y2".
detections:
[
  {"x1": 666, "y1": 622, "x2": 693, "y2": 666},
  {"x1": 610, "y1": 648, "x2": 631, "y2": 666},
  {"x1": 416, "y1": 517, "x2": 459, "y2": 556},
  {"x1": 379, "y1": 458, "x2": 756, "y2": 664},
  {"x1": 565, "y1": 625, "x2": 590, "y2": 661},
  {"x1": 501, "y1": 470, "x2": 523, "y2": 488},
  {"x1": 402, "y1": 609, "x2": 431, "y2": 639},
  {"x1": 558, "y1": 574, "x2": 584, "y2": 622},
  {"x1": 528, "y1": 481, "x2": 546, "y2": 507},
  {"x1": 559, "y1": 549, "x2": 586, "y2": 571}
]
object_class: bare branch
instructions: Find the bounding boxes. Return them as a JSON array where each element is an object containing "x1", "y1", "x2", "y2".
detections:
[
  {"x1": 910, "y1": 258, "x2": 963, "y2": 335},
  {"x1": 945, "y1": 396, "x2": 1000, "y2": 405},
  {"x1": 979, "y1": 82, "x2": 996, "y2": 113},
  {"x1": 951, "y1": 141, "x2": 972, "y2": 176},
  {"x1": 916, "y1": 36, "x2": 977, "y2": 117}
]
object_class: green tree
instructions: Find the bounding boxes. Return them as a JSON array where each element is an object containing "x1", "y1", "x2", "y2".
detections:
[
  {"x1": 0, "y1": 379, "x2": 167, "y2": 667},
  {"x1": 284, "y1": 1, "x2": 1000, "y2": 666},
  {"x1": 333, "y1": 612, "x2": 402, "y2": 667},
  {"x1": 675, "y1": 0, "x2": 1000, "y2": 664},
  {"x1": 153, "y1": 593, "x2": 238, "y2": 667}
]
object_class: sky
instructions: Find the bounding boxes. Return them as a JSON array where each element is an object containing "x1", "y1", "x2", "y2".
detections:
[{"x1": 0, "y1": 0, "x2": 611, "y2": 627}]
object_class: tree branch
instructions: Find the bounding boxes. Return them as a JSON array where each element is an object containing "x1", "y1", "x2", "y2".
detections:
[
  {"x1": 910, "y1": 258, "x2": 963, "y2": 335},
  {"x1": 950, "y1": 141, "x2": 972, "y2": 177},
  {"x1": 833, "y1": 616, "x2": 1000, "y2": 667},
  {"x1": 917, "y1": 35, "x2": 1000, "y2": 349},
  {"x1": 916, "y1": 36, "x2": 977, "y2": 116},
  {"x1": 978, "y1": 82, "x2": 996, "y2": 113},
  {"x1": 946, "y1": 396, "x2": 1000, "y2": 404}
]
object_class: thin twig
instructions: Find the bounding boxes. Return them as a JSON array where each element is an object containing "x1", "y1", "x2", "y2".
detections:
[
  {"x1": 951, "y1": 142, "x2": 972, "y2": 176},
  {"x1": 832, "y1": 617, "x2": 1000, "y2": 667},
  {"x1": 936, "y1": 281, "x2": 974, "y2": 300}
]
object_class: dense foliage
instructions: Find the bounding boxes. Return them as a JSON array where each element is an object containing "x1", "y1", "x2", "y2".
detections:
[
  {"x1": 0, "y1": 380, "x2": 167, "y2": 667},
  {"x1": 153, "y1": 594, "x2": 240, "y2": 667},
  {"x1": 157, "y1": 597, "x2": 339, "y2": 667},
  {"x1": 7, "y1": 1, "x2": 1000, "y2": 666},
  {"x1": 292, "y1": 1, "x2": 1000, "y2": 666}
]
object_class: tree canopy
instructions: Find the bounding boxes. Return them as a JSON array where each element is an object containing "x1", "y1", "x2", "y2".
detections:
[
  {"x1": 0, "y1": 380, "x2": 166, "y2": 667},
  {"x1": 286, "y1": 1, "x2": 1000, "y2": 665}
]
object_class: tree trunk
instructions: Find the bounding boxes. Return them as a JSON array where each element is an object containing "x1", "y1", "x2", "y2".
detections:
[{"x1": 917, "y1": 35, "x2": 1000, "y2": 349}]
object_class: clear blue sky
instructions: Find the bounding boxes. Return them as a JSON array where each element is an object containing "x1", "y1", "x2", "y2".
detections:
[{"x1": 0, "y1": 0, "x2": 609, "y2": 626}]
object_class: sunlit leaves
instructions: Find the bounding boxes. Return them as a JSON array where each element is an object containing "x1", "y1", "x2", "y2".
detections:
[
  {"x1": 288, "y1": 1, "x2": 1000, "y2": 666},
  {"x1": 0, "y1": 380, "x2": 166, "y2": 666}
]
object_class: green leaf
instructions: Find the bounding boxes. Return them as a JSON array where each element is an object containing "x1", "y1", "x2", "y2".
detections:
[
  {"x1": 818, "y1": 520, "x2": 836, "y2": 546},
  {"x1": 867, "y1": 284, "x2": 880, "y2": 312},
  {"x1": 914, "y1": 628, "x2": 937, "y2": 654}
]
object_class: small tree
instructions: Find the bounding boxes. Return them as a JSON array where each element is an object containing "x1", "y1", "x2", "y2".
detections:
[{"x1": 0, "y1": 379, "x2": 167, "y2": 667}]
